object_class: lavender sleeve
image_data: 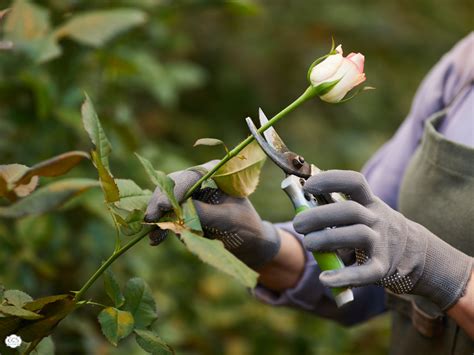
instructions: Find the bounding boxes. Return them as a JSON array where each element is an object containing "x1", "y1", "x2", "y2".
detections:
[{"x1": 253, "y1": 33, "x2": 473, "y2": 325}]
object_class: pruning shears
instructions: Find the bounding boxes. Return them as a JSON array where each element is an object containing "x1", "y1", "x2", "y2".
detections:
[{"x1": 246, "y1": 109, "x2": 354, "y2": 307}]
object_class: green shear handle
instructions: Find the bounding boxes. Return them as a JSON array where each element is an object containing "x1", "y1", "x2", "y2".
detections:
[{"x1": 281, "y1": 175, "x2": 354, "y2": 308}]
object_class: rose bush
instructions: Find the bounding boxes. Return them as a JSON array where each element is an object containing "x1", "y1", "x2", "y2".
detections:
[{"x1": 309, "y1": 44, "x2": 366, "y2": 103}]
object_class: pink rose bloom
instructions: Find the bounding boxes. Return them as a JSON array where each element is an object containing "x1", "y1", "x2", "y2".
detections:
[{"x1": 309, "y1": 45, "x2": 366, "y2": 103}]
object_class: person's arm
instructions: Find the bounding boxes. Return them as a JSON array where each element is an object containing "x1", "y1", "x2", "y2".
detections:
[
  {"x1": 447, "y1": 270, "x2": 474, "y2": 338},
  {"x1": 256, "y1": 229, "x2": 306, "y2": 291}
]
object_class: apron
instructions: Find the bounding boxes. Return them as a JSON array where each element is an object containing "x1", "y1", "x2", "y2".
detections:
[{"x1": 389, "y1": 110, "x2": 474, "y2": 354}]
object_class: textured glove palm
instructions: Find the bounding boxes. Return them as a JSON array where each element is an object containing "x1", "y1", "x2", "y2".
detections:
[
  {"x1": 294, "y1": 170, "x2": 473, "y2": 310},
  {"x1": 144, "y1": 162, "x2": 281, "y2": 269}
]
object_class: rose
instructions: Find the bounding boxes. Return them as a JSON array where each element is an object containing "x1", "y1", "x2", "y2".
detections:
[
  {"x1": 5, "y1": 334, "x2": 22, "y2": 348},
  {"x1": 309, "y1": 44, "x2": 366, "y2": 103}
]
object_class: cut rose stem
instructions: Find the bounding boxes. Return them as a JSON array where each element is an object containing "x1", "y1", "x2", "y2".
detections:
[{"x1": 183, "y1": 86, "x2": 316, "y2": 200}]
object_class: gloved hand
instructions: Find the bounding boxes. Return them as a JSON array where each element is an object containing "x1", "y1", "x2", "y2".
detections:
[
  {"x1": 144, "y1": 161, "x2": 281, "y2": 269},
  {"x1": 293, "y1": 170, "x2": 473, "y2": 310}
]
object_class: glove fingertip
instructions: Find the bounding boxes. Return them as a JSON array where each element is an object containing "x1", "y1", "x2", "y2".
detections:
[
  {"x1": 144, "y1": 205, "x2": 160, "y2": 223},
  {"x1": 319, "y1": 270, "x2": 340, "y2": 287},
  {"x1": 149, "y1": 229, "x2": 168, "y2": 246},
  {"x1": 292, "y1": 210, "x2": 314, "y2": 234}
]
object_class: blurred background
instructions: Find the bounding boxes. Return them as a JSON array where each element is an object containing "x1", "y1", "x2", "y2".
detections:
[{"x1": 0, "y1": 0, "x2": 471, "y2": 354}]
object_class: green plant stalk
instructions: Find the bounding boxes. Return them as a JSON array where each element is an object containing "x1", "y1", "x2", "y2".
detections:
[
  {"x1": 74, "y1": 225, "x2": 153, "y2": 302},
  {"x1": 184, "y1": 86, "x2": 317, "y2": 199}
]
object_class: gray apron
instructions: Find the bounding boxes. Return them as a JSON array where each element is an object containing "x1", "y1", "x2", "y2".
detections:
[{"x1": 389, "y1": 111, "x2": 474, "y2": 354}]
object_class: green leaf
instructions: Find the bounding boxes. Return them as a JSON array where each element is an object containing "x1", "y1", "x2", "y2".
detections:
[
  {"x1": 213, "y1": 141, "x2": 266, "y2": 197},
  {"x1": 114, "y1": 179, "x2": 152, "y2": 212},
  {"x1": 15, "y1": 151, "x2": 89, "y2": 186},
  {"x1": 91, "y1": 150, "x2": 120, "y2": 203},
  {"x1": 194, "y1": 138, "x2": 229, "y2": 155},
  {"x1": 193, "y1": 138, "x2": 225, "y2": 147},
  {"x1": 0, "y1": 285, "x2": 4, "y2": 302},
  {"x1": 135, "y1": 329, "x2": 174, "y2": 354},
  {"x1": 180, "y1": 230, "x2": 258, "y2": 288},
  {"x1": 182, "y1": 199, "x2": 202, "y2": 233},
  {"x1": 98, "y1": 307, "x2": 134, "y2": 346},
  {"x1": 0, "y1": 178, "x2": 99, "y2": 218},
  {"x1": 3, "y1": 290, "x2": 33, "y2": 307},
  {"x1": 0, "y1": 164, "x2": 39, "y2": 200},
  {"x1": 104, "y1": 269, "x2": 125, "y2": 308},
  {"x1": 0, "y1": 305, "x2": 43, "y2": 320},
  {"x1": 81, "y1": 93, "x2": 112, "y2": 170},
  {"x1": 122, "y1": 278, "x2": 157, "y2": 329},
  {"x1": 28, "y1": 336, "x2": 55, "y2": 355},
  {"x1": 135, "y1": 153, "x2": 182, "y2": 219},
  {"x1": 55, "y1": 9, "x2": 147, "y2": 47}
]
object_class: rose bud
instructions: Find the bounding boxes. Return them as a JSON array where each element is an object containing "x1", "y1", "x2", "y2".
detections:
[{"x1": 309, "y1": 44, "x2": 366, "y2": 103}]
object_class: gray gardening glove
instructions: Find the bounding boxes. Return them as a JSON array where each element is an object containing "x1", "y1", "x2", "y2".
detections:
[
  {"x1": 144, "y1": 161, "x2": 281, "y2": 269},
  {"x1": 293, "y1": 170, "x2": 473, "y2": 310}
]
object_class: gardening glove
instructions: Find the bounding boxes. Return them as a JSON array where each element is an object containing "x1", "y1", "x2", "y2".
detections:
[
  {"x1": 293, "y1": 170, "x2": 473, "y2": 310},
  {"x1": 144, "y1": 161, "x2": 281, "y2": 269}
]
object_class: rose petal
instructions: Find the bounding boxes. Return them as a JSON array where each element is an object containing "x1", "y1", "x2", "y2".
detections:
[
  {"x1": 310, "y1": 53, "x2": 344, "y2": 86},
  {"x1": 346, "y1": 52, "x2": 365, "y2": 73},
  {"x1": 320, "y1": 58, "x2": 361, "y2": 102}
]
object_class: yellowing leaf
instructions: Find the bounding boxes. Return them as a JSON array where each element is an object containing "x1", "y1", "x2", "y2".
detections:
[
  {"x1": 213, "y1": 141, "x2": 266, "y2": 197},
  {"x1": 55, "y1": 9, "x2": 146, "y2": 47},
  {"x1": 0, "y1": 305, "x2": 43, "y2": 320},
  {"x1": 91, "y1": 151, "x2": 119, "y2": 203},
  {"x1": 16, "y1": 295, "x2": 76, "y2": 342},
  {"x1": 98, "y1": 307, "x2": 134, "y2": 346}
]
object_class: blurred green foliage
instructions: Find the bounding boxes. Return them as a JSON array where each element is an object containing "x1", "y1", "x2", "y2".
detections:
[{"x1": 0, "y1": 0, "x2": 471, "y2": 353}]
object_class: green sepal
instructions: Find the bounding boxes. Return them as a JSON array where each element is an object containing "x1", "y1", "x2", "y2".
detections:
[{"x1": 312, "y1": 78, "x2": 342, "y2": 97}]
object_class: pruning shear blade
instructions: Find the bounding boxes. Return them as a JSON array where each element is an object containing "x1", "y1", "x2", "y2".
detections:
[{"x1": 246, "y1": 110, "x2": 312, "y2": 178}]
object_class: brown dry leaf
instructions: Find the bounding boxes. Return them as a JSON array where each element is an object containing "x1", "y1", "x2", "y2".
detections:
[
  {"x1": 15, "y1": 151, "x2": 89, "y2": 186},
  {"x1": 0, "y1": 164, "x2": 39, "y2": 200}
]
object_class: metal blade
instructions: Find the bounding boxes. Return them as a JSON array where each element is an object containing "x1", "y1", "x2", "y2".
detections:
[
  {"x1": 258, "y1": 108, "x2": 290, "y2": 153},
  {"x1": 246, "y1": 116, "x2": 312, "y2": 178}
]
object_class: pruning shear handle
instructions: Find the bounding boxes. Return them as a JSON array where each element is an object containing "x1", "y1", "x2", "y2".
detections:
[{"x1": 281, "y1": 175, "x2": 353, "y2": 307}]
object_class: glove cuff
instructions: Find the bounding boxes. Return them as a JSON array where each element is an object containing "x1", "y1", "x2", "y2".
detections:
[
  {"x1": 249, "y1": 221, "x2": 281, "y2": 269},
  {"x1": 413, "y1": 232, "x2": 473, "y2": 310}
]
